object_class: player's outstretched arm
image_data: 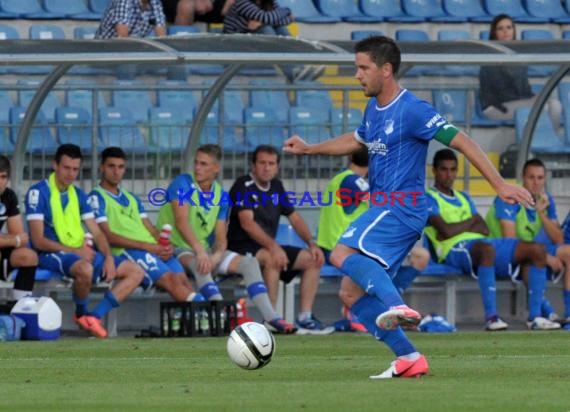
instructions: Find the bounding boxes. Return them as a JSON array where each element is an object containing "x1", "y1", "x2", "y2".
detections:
[
  {"x1": 283, "y1": 133, "x2": 363, "y2": 156},
  {"x1": 450, "y1": 132, "x2": 533, "y2": 207}
]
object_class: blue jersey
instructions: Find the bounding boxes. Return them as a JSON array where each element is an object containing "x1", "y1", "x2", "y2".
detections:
[
  {"x1": 25, "y1": 179, "x2": 94, "y2": 243},
  {"x1": 494, "y1": 194, "x2": 557, "y2": 244},
  {"x1": 87, "y1": 186, "x2": 147, "y2": 224},
  {"x1": 355, "y1": 89, "x2": 446, "y2": 233},
  {"x1": 166, "y1": 174, "x2": 229, "y2": 222}
]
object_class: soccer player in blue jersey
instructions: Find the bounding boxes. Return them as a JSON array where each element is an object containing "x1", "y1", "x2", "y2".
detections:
[
  {"x1": 426, "y1": 149, "x2": 558, "y2": 331},
  {"x1": 283, "y1": 36, "x2": 533, "y2": 379},
  {"x1": 25, "y1": 144, "x2": 144, "y2": 338},
  {"x1": 88, "y1": 147, "x2": 201, "y2": 303},
  {"x1": 486, "y1": 158, "x2": 570, "y2": 330}
]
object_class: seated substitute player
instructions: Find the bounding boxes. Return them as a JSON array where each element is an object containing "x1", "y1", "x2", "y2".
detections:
[
  {"x1": 283, "y1": 36, "x2": 533, "y2": 379},
  {"x1": 157, "y1": 144, "x2": 296, "y2": 334},
  {"x1": 486, "y1": 158, "x2": 570, "y2": 330},
  {"x1": 88, "y1": 147, "x2": 202, "y2": 303},
  {"x1": 425, "y1": 149, "x2": 558, "y2": 330},
  {"x1": 25, "y1": 144, "x2": 144, "y2": 338},
  {"x1": 0, "y1": 155, "x2": 38, "y2": 303}
]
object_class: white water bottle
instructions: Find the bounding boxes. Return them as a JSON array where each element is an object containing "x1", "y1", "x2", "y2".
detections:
[
  {"x1": 84, "y1": 233, "x2": 94, "y2": 248},
  {"x1": 158, "y1": 224, "x2": 172, "y2": 247}
]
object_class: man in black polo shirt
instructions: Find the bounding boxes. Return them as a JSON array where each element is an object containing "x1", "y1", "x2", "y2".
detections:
[
  {"x1": 227, "y1": 145, "x2": 333, "y2": 334},
  {"x1": 0, "y1": 155, "x2": 38, "y2": 304}
]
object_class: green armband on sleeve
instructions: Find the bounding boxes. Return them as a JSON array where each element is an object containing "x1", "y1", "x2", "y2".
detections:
[{"x1": 434, "y1": 123, "x2": 460, "y2": 146}]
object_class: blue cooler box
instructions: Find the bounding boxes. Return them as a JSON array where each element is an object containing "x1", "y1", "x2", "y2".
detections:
[{"x1": 11, "y1": 297, "x2": 62, "y2": 340}]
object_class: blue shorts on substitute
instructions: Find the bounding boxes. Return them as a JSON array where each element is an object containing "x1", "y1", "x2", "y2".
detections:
[
  {"x1": 119, "y1": 249, "x2": 185, "y2": 289},
  {"x1": 337, "y1": 208, "x2": 420, "y2": 278},
  {"x1": 444, "y1": 238, "x2": 519, "y2": 279},
  {"x1": 38, "y1": 251, "x2": 109, "y2": 283}
]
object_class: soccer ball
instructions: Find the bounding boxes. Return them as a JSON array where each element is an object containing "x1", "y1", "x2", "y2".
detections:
[{"x1": 227, "y1": 322, "x2": 275, "y2": 370}]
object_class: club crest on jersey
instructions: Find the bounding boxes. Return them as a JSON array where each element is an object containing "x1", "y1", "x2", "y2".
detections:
[{"x1": 384, "y1": 119, "x2": 394, "y2": 135}]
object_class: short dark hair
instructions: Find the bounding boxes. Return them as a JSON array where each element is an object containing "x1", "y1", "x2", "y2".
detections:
[
  {"x1": 0, "y1": 155, "x2": 11, "y2": 176},
  {"x1": 354, "y1": 35, "x2": 401, "y2": 76},
  {"x1": 489, "y1": 14, "x2": 515, "y2": 41},
  {"x1": 252, "y1": 145, "x2": 280, "y2": 164},
  {"x1": 350, "y1": 146, "x2": 368, "y2": 167},
  {"x1": 54, "y1": 143, "x2": 83, "y2": 164},
  {"x1": 432, "y1": 149, "x2": 458, "y2": 169},
  {"x1": 100, "y1": 147, "x2": 126, "y2": 164},
  {"x1": 522, "y1": 158, "x2": 545, "y2": 175},
  {"x1": 197, "y1": 144, "x2": 222, "y2": 162}
]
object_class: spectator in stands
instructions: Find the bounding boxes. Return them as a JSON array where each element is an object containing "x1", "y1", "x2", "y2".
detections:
[
  {"x1": 162, "y1": 0, "x2": 234, "y2": 25},
  {"x1": 479, "y1": 14, "x2": 561, "y2": 128},
  {"x1": 486, "y1": 158, "x2": 570, "y2": 330},
  {"x1": 88, "y1": 147, "x2": 203, "y2": 303},
  {"x1": 25, "y1": 144, "x2": 144, "y2": 338},
  {"x1": 95, "y1": 0, "x2": 167, "y2": 39},
  {"x1": 283, "y1": 36, "x2": 533, "y2": 379},
  {"x1": 223, "y1": 0, "x2": 292, "y2": 35},
  {"x1": 0, "y1": 156, "x2": 38, "y2": 304},
  {"x1": 227, "y1": 145, "x2": 334, "y2": 334},
  {"x1": 425, "y1": 149, "x2": 558, "y2": 331},
  {"x1": 157, "y1": 144, "x2": 297, "y2": 334}
]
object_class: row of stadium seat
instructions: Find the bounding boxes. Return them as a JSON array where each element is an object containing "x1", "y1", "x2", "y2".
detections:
[
  {"x1": 0, "y1": 0, "x2": 105, "y2": 20},
  {"x1": 281, "y1": 0, "x2": 570, "y2": 24}
]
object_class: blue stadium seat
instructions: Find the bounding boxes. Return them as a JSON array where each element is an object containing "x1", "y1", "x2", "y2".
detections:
[
  {"x1": 395, "y1": 30, "x2": 431, "y2": 76},
  {"x1": 167, "y1": 25, "x2": 201, "y2": 36},
  {"x1": 200, "y1": 109, "x2": 245, "y2": 153},
  {"x1": 479, "y1": 30, "x2": 489, "y2": 40},
  {"x1": 88, "y1": 0, "x2": 109, "y2": 14},
  {"x1": 350, "y1": 30, "x2": 384, "y2": 40},
  {"x1": 434, "y1": 30, "x2": 479, "y2": 76},
  {"x1": 112, "y1": 81, "x2": 153, "y2": 123},
  {"x1": 29, "y1": 24, "x2": 65, "y2": 39},
  {"x1": 559, "y1": 83, "x2": 570, "y2": 143},
  {"x1": 17, "y1": 79, "x2": 61, "y2": 123},
  {"x1": 278, "y1": 0, "x2": 340, "y2": 22},
  {"x1": 401, "y1": 0, "x2": 467, "y2": 22},
  {"x1": 432, "y1": 90, "x2": 467, "y2": 125},
  {"x1": 314, "y1": 0, "x2": 382, "y2": 22},
  {"x1": 442, "y1": 0, "x2": 492, "y2": 22},
  {"x1": 514, "y1": 107, "x2": 569, "y2": 154},
  {"x1": 563, "y1": 30, "x2": 570, "y2": 40},
  {"x1": 295, "y1": 83, "x2": 333, "y2": 112},
  {"x1": 9, "y1": 107, "x2": 57, "y2": 154},
  {"x1": 65, "y1": 81, "x2": 107, "y2": 120},
  {"x1": 244, "y1": 107, "x2": 287, "y2": 150},
  {"x1": 43, "y1": 0, "x2": 101, "y2": 20},
  {"x1": 157, "y1": 81, "x2": 198, "y2": 114},
  {"x1": 520, "y1": 29, "x2": 557, "y2": 77},
  {"x1": 471, "y1": 93, "x2": 509, "y2": 127},
  {"x1": 0, "y1": 130, "x2": 13, "y2": 155},
  {"x1": 437, "y1": 29, "x2": 470, "y2": 41},
  {"x1": 55, "y1": 106, "x2": 94, "y2": 152},
  {"x1": 0, "y1": 24, "x2": 19, "y2": 39},
  {"x1": 330, "y1": 107, "x2": 362, "y2": 136},
  {"x1": 99, "y1": 107, "x2": 147, "y2": 152},
  {"x1": 483, "y1": 0, "x2": 547, "y2": 22},
  {"x1": 149, "y1": 106, "x2": 193, "y2": 151},
  {"x1": 73, "y1": 26, "x2": 97, "y2": 39},
  {"x1": 249, "y1": 79, "x2": 290, "y2": 123},
  {"x1": 0, "y1": 0, "x2": 65, "y2": 19},
  {"x1": 359, "y1": 0, "x2": 425, "y2": 22},
  {"x1": 0, "y1": 89, "x2": 13, "y2": 125},
  {"x1": 524, "y1": 0, "x2": 570, "y2": 23},
  {"x1": 276, "y1": 224, "x2": 306, "y2": 248},
  {"x1": 289, "y1": 106, "x2": 331, "y2": 143}
]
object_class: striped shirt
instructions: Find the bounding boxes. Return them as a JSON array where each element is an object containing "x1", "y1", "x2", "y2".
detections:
[
  {"x1": 95, "y1": 0, "x2": 166, "y2": 39},
  {"x1": 223, "y1": 0, "x2": 292, "y2": 34}
]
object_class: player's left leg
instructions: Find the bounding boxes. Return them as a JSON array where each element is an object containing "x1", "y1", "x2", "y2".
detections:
[
  {"x1": 177, "y1": 248, "x2": 223, "y2": 301},
  {"x1": 8, "y1": 247, "x2": 38, "y2": 301},
  {"x1": 339, "y1": 277, "x2": 428, "y2": 379}
]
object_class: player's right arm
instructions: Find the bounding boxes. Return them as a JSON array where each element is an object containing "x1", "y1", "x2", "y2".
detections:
[{"x1": 283, "y1": 133, "x2": 363, "y2": 156}]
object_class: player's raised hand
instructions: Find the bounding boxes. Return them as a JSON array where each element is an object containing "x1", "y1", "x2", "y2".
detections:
[
  {"x1": 497, "y1": 182, "x2": 534, "y2": 208},
  {"x1": 283, "y1": 135, "x2": 308, "y2": 155}
]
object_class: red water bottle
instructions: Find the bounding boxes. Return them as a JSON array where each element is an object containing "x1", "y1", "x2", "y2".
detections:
[{"x1": 158, "y1": 224, "x2": 172, "y2": 246}]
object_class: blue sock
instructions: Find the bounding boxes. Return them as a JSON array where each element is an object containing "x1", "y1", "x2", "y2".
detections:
[
  {"x1": 340, "y1": 254, "x2": 404, "y2": 308},
  {"x1": 477, "y1": 266, "x2": 496, "y2": 320},
  {"x1": 91, "y1": 291, "x2": 120, "y2": 319},
  {"x1": 527, "y1": 266, "x2": 546, "y2": 321},
  {"x1": 200, "y1": 282, "x2": 223, "y2": 301},
  {"x1": 350, "y1": 294, "x2": 416, "y2": 356},
  {"x1": 564, "y1": 290, "x2": 570, "y2": 319},
  {"x1": 73, "y1": 295, "x2": 90, "y2": 317},
  {"x1": 392, "y1": 266, "x2": 420, "y2": 294},
  {"x1": 541, "y1": 298, "x2": 555, "y2": 318}
]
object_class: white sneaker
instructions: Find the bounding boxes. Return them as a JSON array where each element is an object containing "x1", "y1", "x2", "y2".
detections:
[
  {"x1": 376, "y1": 305, "x2": 422, "y2": 330},
  {"x1": 485, "y1": 317, "x2": 508, "y2": 331},
  {"x1": 526, "y1": 316, "x2": 561, "y2": 330}
]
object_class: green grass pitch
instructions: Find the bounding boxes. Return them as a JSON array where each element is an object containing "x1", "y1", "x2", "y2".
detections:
[{"x1": 1, "y1": 332, "x2": 569, "y2": 411}]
